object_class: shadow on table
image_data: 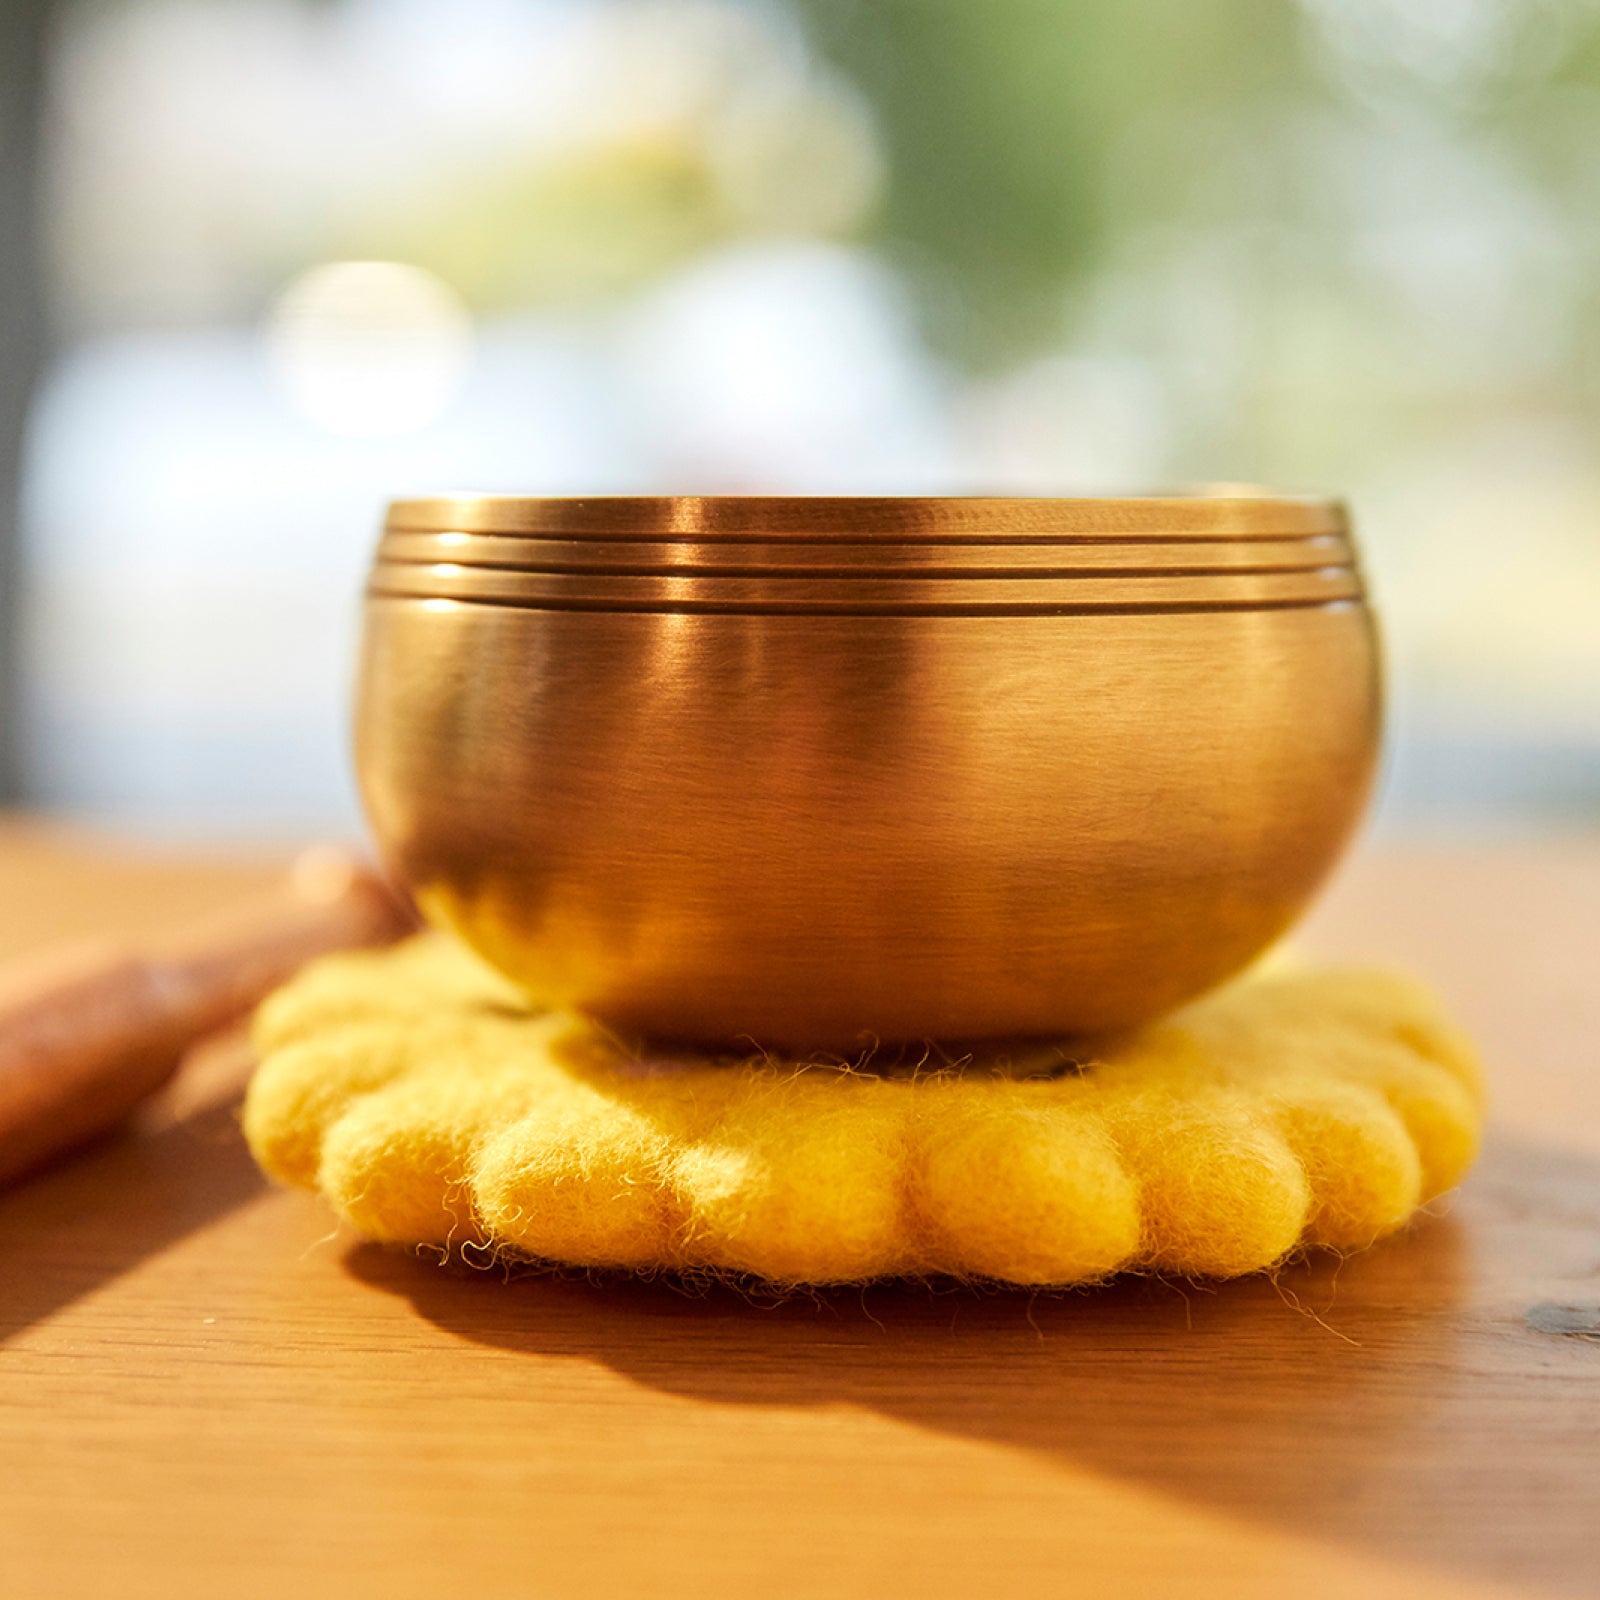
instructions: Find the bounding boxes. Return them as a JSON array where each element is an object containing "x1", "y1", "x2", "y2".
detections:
[
  {"x1": 346, "y1": 1134, "x2": 1600, "y2": 1600},
  {"x1": 0, "y1": 1036, "x2": 266, "y2": 1339}
]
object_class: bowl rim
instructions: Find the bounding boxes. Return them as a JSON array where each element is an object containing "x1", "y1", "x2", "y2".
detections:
[{"x1": 383, "y1": 492, "x2": 1347, "y2": 541}]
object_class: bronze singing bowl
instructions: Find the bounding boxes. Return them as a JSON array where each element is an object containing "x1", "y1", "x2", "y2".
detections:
[
  {"x1": 375, "y1": 529, "x2": 1356, "y2": 577},
  {"x1": 357, "y1": 495, "x2": 1380, "y2": 1048}
]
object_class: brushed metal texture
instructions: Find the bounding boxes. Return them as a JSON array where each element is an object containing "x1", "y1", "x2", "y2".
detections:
[
  {"x1": 355, "y1": 595, "x2": 1381, "y2": 1046},
  {"x1": 364, "y1": 561, "x2": 1364, "y2": 614},
  {"x1": 384, "y1": 493, "x2": 1347, "y2": 540},
  {"x1": 374, "y1": 530, "x2": 1356, "y2": 577}
]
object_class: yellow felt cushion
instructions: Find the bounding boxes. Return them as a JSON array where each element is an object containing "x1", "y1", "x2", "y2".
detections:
[{"x1": 243, "y1": 934, "x2": 1484, "y2": 1287}]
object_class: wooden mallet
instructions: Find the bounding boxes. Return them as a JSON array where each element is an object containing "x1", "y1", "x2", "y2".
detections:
[{"x1": 0, "y1": 848, "x2": 414, "y2": 1186}]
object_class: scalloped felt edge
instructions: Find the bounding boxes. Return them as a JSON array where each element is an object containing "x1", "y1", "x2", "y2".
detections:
[{"x1": 243, "y1": 935, "x2": 1483, "y2": 1287}]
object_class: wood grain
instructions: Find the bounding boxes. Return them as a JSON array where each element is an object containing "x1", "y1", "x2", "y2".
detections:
[{"x1": 1, "y1": 818, "x2": 1598, "y2": 1600}]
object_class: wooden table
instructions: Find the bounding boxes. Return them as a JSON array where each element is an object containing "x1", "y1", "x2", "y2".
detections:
[{"x1": 2, "y1": 818, "x2": 1597, "y2": 1600}]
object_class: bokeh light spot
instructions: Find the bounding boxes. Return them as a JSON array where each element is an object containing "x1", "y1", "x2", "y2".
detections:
[{"x1": 263, "y1": 260, "x2": 473, "y2": 437}]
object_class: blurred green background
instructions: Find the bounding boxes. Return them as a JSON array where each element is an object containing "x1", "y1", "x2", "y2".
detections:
[{"x1": 3, "y1": 0, "x2": 1598, "y2": 834}]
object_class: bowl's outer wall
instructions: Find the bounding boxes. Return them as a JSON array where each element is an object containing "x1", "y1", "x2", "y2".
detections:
[{"x1": 355, "y1": 598, "x2": 1381, "y2": 1047}]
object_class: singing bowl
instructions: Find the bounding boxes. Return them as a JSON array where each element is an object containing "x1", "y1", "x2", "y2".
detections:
[
  {"x1": 375, "y1": 530, "x2": 1356, "y2": 577},
  {"x1": 385, "y1": 493, "x2": 1346, "y2": 539},
  {"x1": 356, "y1": 581, "x2": 1382, "y2": 1048}
]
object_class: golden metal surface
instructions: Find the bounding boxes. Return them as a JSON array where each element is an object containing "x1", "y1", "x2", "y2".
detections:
[
  {"x1": 366, "y1": 561, "x2": 1364, "y2": 613},
  {"x1": 356, "y1": 592, "x2": 1381, "y2": 1047},
  {"x1": 375, "y1": 530, "x2": 1356, "y2": 576},
  {"x1": 385, "y1": 493, "x2": 1346, "y2": 540}
]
